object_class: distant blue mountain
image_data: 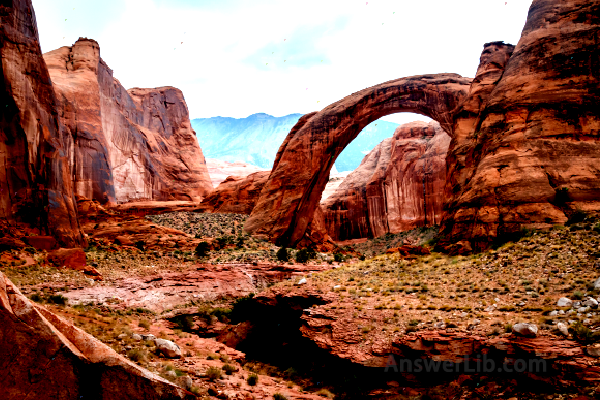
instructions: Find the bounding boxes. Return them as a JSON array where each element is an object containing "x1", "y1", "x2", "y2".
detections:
[{"x1": 192, "y1": 113, "x2": 399, "y2": 172}]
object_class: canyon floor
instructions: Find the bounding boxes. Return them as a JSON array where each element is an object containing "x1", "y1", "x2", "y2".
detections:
[{"x1": 2, "y1": 210, "x2": 600, "y2": 399}]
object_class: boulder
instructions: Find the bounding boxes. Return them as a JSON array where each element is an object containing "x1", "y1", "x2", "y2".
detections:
[
  {"x1": 46, "y1": 248, "x2": 101, "y2": 279},
  {"x1": 557, "y1": 297, "x2": 573, "y2": 308},
  {"x1": 594, "y1": 278, "x2": 600, "y2": 292},
  {"x1": 557, "y1": 322, "x2": 569, "y2": 336},
  {"x1": 115, "y1": 236, "x2": 134, "y2": 246},
  {"x1": 512, "y1": 323, "x2": 538, "y2": 337},
  {"x1": 154, "y1": 338, "x2": 182, "y2": 358},
  {"x1": 588, "y1": 345, "x2": 600, "y2": 358}
]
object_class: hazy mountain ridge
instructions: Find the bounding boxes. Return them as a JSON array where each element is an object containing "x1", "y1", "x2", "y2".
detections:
[{"x1": 192, "y1": 113, "x2": 399, "y2": 172}]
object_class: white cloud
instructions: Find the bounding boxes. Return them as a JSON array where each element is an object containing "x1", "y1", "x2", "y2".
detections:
[{"x1": 33, "y1": 0, "x2": 533, "y2": 121}]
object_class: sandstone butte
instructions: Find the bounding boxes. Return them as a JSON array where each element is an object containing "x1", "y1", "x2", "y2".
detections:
[
  {"x1": 43, "y1": 38, "x2": 213, "y2": 205},
  {"x1": 0, "y1": 271, "x2": 195, "y2": 400},
  {"x1": 323, "y1": 121, "x2": 449, "y2": 241},
  {"x1": 246, "y1": 0, "x2": 600, "y2": 252}
]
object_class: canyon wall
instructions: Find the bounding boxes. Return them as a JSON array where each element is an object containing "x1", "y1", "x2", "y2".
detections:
[
  {"x1": 0, "y1": 0, "x2": 85, "y2": 247},
  {"x1": 323, "y1": 121, "x2": 449, "y2": 241},
  {"x1": 43, "y1": 39, "x2": 213, "y2": 205},
  {"x1": 441, "y1": 0, "x2": 600, "y2": 251}
]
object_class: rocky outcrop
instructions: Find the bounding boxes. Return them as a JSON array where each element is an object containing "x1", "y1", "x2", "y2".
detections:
[
  {"x1": 0, "y1": 0, "x2": 86, "y2": 247},
  {"x1": 43, "y1": 39, "x2": 213, "y2": 205},
  {"x1": 245, "y1": 75, "x2": 472, "y2": 247},
  {"x1": 323, "y1": 121, "x2": 449, "y2": 241},
  {"x1": 441, "y1": 0, "x2": 600, "y2": 250},
  {"x1": 205, "y1": 158, "x2": 269, "y2": 188},
  {"x1": 0, "y1": 271, "x2": 194, "y2": 400},
  {"x1": 200, "y1": 171, "x2": 270, "y2": 214}
]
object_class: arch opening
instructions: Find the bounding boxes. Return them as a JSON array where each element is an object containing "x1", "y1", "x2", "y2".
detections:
[{"x1": 244, "y1": 74, "x2": 473, "y2": 248}]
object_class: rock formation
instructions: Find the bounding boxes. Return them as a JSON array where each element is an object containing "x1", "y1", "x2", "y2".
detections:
[
  {"x1": 441, "y1": 0, "x2": 600, "y2": 250},
  {"x1": 205, "y1": 158, "x2": 269, "y2": 188},
  {"x1": 43, "y1": 39, "x2": 213, "y2": 205},
  {"x1": 200, "y1": 171, "x2": 270, "y2": 214},
  {"x1": 245, "y1": 76, "x2": 472, "y2": 247},
  {"x1": 0, "y1": 271, "x2": 194, "y2": 399},
  {"x1": 323, "y1": 121, "x2": 449, "y2": 241},
  {"x1": 0, "y1": 0, "x2": 86, "y2": 247},
  {"x1": 247, "y1": 0, "x2": 600, "y2": 251}
]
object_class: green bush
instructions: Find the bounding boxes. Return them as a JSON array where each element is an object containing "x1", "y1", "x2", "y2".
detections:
[
  {"x1": 195, "y1": 241, "x2": 210, "y2": 257},
  {"x1": 276, "y1": 246, "x2": 289, "y2": 262},
  {"x1": 334, "y1": 253, "x2": 343, "y2": 262},
  {"x1": 206, "y1": 366, "x2": 222, "y2": 381},
  {"x1": 247, "y1": 373, "x2": 258, "y2": 386},
  {"x1": 30, "y1": 293, "x2": 43, "y2": 303}
]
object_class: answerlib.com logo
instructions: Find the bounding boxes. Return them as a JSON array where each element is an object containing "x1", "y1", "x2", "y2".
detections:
[{"x1": 384, "y1": 355, "x2": 547, "y2": 374}]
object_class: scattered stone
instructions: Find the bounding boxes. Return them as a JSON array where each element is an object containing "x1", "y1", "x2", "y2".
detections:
[
  {"x1": 131, "y1": 333, "x2": 142, "y2": 341},
  {"x1": 141, "y1": 334, "x2": 156, "y2": 341},
  {"x1": 568, "y1": 319, "x2": 577, "y2": 325},
  {"x1": 557, "y1": 297, "x2": 572, "y2": 307},
  {"x1": 587, "y1": 344, "x2": 600, "y2": 357},
  {"x1": 557, "y1": 322, "x2": 569, "y2": 336},
  {"x1": 584, "y1": 298, "x2": 598, "y2": 308},
  {"x1": 578, "y1": 306, "x2": 591, "y2": 313},
  {"x1": 154, "y1": 338, "x2": 182, "y2": 358},
  {"x1": 512, "y1": 323, "x2": 538, "y2": 337},
  {"x1": 165, "y1": 370, "x2": 177, "y2": 379},
  {"x1": 593, "y1": 277, "x2": 600, "y2": 291},
  {"x1": 296, "y1": 277, "x2": 307, "y2": 285},
  {"x1": 179, "y1": 375, "x2": 193, "y2": 391},
  {"x1": 583, "y1": 319, "x2": 591, "y2": 325},
  {"x1": 549, "y1": 311, "x2": 559, "y2": 317}
]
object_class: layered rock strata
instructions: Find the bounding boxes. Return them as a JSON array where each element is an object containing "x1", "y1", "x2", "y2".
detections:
[
  {"x1": 0, "y1": 0, "x2": 86, "y2": 247},
  {"x1": 323, "y1": 121, "x2": 449, "y2": 241},
  {"x1": 43, "y1": 39, "x2": 212, "y2": 205}
]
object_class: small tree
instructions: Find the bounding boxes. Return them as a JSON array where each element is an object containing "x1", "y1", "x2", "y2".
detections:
[
  {"x1": 276, "y1": 246, "x2": 289, "y2": 262},
  {"x1": 334, "y1": 253, "x2": 343, "y2": 262},
  {"x1": 195, "y1": 241, "x2": 210, "y2": 257},
  {"x1": 236, "y1": 235, "x2": 244, "y2": 248}
]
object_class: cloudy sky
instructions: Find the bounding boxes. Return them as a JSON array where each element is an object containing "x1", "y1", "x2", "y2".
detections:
[{"x1": 33, "y1": 0, "x2": 532, "y2": 125}]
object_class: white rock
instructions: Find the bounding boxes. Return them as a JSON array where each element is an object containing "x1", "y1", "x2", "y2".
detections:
[
  {"x1": 557, "y1": 322, "x2": 569, "y2": 336},
  {"x1": 296, "y1": 278, "x2": 307, "y2": 285},
  {"x1": 484, "y1": 306, "x2": 495, "y2": 313},
  {"x1": 365, "y1": 288, "x2": 373, "y2": 292},
  {"x1": 587, "y1": 344, "x2": 600, "y2": 357},
  {"x1": 568, "y1": 319, "x2": 577, "y2": 325},
  {"x1": 512, "y1": 323, "x2": 538, "y2": 337},
  {"x1": 578, "y1": 306, "x2": 591, "y2": 313},
  {"x1": 473, "y1": 319, "x2": 481, "y2": 325},
  {"x1": 153, "y1": 338, "x2": 182, "y2": 358},
  {"x1": 583, "y1": 319, "x2": 591, "y2": 325},
  {"x1": 165, "y1": 370, "x2": 177, "y2": 378},
  {"x1": 131, "y1": 333, "x2": 142, "y2": 341},
  {"x1": 557, "y1": 297, "x2": 573, "y2": 307},
  {"x1": 593, "y1": 277, "x2": 600, "y2": 291},
  {"x1": 333, "y1": 285, "x2": 341, "y2": 290},
  {"x1": 559, "y1": 310, "x2": 565, "y2": 315},
  {"x1": 180, "y1": 375, "x2": 193, "y2": 390},
  {"x1": 141, "y1": 334, "x2": 156, "y2": 341},
  {"x1": 584, "y1": 298, "x2": 599, "y2": 308},
  {"x1": 549, "y1": 311, "x2": 559, "y2": 317},
  {"x1": 494, "y1": 298, "x2": 501, "y2": 303}
]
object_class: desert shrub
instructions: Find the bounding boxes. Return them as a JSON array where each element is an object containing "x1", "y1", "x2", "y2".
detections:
[
  {"x1": 296, "y1": 248, "x2": 310, "y2": 263},
  {"x1": 236, "y1": 236, "x2": 244, "y2": 248},
  {"x1": 127, "y1": 348, "x2": 147, "y2": 363},
  {"x1": 195, "y1": 241, "x2": 210, "y2": 257},
  {"x1": 273, "y1": 393, "x2": 288, "y2": 400},
  {"x1": 572, "y1": 291, "x2": 584, "y2": 300},
  {"x1": 567, "y1": 209, "x2": 587, "y2": 225},
  {"x1": 47, "y1": 294, "x2": 67, "y2": 305},
  {"x1": 247, "y1": 373, "x2": 258, "y2": 386},
  {"x1": 222, "y1": 364, "x2": 236, "y2": 375},
  {"x1": 206, "y1": 366, "x2": 222, "y2": 381},
  {"x1": 276, "y1": 246, "x2": 289, "y2": 262},
  {"x1": 138, "y1": 318, "x2": 150, "y2": 330},
  {"x1": 504, "y1": 323, "x2": 513, "y2": 333},
  {"x1": 174, "y1": 315, "x2": 194, "y2": 331},
  {"x1": 334, "y1": 253, "x2": 343, "y2": 262},
  {"x1": 229, "y1": 293, "x2": 255, "y2": 323},
  {"x1": 570, "y1": 322, "x2": 600, "y2": 343},
  {"x1": 358, "y1": 254, "x2": 366, "y2": 261},
  {"x1": 30, "y1": 293, "x2": 43, "y2": 303}
]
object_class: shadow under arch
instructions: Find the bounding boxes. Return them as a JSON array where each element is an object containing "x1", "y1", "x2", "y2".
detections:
[{"x1": 244, "y1": 73, "x2": 472, "y2": 247}]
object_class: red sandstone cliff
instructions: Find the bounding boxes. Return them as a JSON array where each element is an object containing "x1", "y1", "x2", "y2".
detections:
[
  {"x1": 0, "y1": 0, "x2": 85, "y2": 247},
  {"x1": 442, "y1": 0, "x2": 600, "y2": 251},
  {"x1": 200, "y1": 171, "x2": 271, "y2": 214},
  {"x1": 43, "y1": 39, "x2": 213, "y2": 205},
  {"x1": 323, "y1": 121, "x2": 450, "y2": 241}
]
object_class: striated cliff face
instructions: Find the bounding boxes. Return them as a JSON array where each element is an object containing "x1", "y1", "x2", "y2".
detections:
[
  {"x1": 200, "y1": 171, "x2": 271, "y2": 214},
  {"x1": 0, "y1": 0, "x2": 85, "y2": 247},
  {"x1": 43, "y1": 39, "x2": 213, "y2": 205},
  {"x1": 323, "y1": 121, "x2": 449, "y2": 241},
  {"x1": 442, "y1": 0, "x2": 600, "y2": 251}
]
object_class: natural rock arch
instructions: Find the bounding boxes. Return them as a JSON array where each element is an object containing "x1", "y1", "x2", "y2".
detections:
[{"x1": 244, "y1": 74, "x2": 473, "y2": 246}]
